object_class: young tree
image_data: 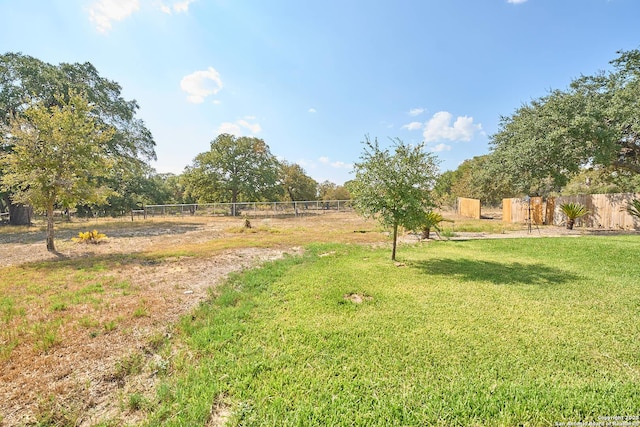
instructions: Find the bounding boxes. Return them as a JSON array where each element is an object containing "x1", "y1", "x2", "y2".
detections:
[
  {"x1": 0, "y1": 52, "x2": 156, "y2": 224},
  {"x1": 183, "y1": 134, "x2": 281, "y2": 213},
  {"x1": 1, "y1": 92, "x2": 114, "y2": 251},
  {"x1": 350, "y1": 136, "x2": 439, "y2": 261}
]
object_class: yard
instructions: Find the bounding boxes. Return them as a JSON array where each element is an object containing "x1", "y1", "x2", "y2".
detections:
[{"x1": 1, "y1": 212, "x2": 639, "y2": 426}]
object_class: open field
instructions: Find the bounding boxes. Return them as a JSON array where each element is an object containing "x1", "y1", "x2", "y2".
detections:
[{"x1": 0, "y1": 212, "x2": 638, "y2": 426}]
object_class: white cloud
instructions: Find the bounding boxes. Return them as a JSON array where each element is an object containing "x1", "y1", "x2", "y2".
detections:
[
  {"x1": 180, "y1": 67, "x2": 223, "y2": 104},
  {"x1": 308, "y1": 108, "x2": 317, "y2": 113},
  {"x1": 319, "y1": 156, "x2": 352, "y2": 169},
  {"x1": 89, "y1": 0, "x2": 140, "y2": 33},
  {"x1": 422, "y1": 111, "x2": 482, "y2": 142},
  {"x1": 507, "y1": 0, "x2": 528, "y2": 3},
  {"x1": 217, "y1": 122, "x2": 242, "y2": 136},
  {"x1": 431, "y1": 144, "x2": 452, "y2": 152},
  {"x1": 216, "y1": 119, "x2": 262, "y2": 136},
  {"x1": 408, "y1": 108, "x2": 425, "y2": 117},
  {"x1": 161, "y1": 0, "x2": 197, "y2": 14},
  {"x1": 402, "y1": 121, "x2": 423, "y2": 131},
  {"x1": 236, "y1": 119, "x2": 262, "y2": 134}
]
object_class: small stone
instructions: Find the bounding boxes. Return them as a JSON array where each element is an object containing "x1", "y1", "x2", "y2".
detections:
[{"x1": 183, "y1": 290, "x2": 194, "y2": 294}]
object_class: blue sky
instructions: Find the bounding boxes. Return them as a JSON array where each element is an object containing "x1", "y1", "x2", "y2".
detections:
[{"x1": 1, "y1": 0, "x2": 639, "y2": 184}]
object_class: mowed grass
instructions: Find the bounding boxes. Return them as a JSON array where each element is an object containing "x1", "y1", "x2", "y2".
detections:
[{"x1": 148, "y1": 236, "x2": 640, "y2": 426}]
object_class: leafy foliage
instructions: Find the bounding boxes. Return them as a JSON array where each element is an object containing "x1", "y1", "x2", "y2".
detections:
[
  {"x1": 490, "y1": 48, "x2": 640, "y2": 196},
  {"x1": 183, "y1": 134, "x2": 281, "y2": 211},
  {"x1": 626, "y1": 199, "x2": 640, "y2": 220},
  {"x1": 559, "y1": 202, "x2": 590, "y2": 230},
  {"x1": 415, "y1": 210, "x2": 453, "y2": 239},
  {"x1": 0, "y1": 52, "x2": 156, "y2": 224},
  {"x1": 350, "y1": 136, "x2": 439, "y2": 260},
  {"x1": 318, "y1": 180, "x2": 351, "y2": 201},
  {"x1": 435, "y1": 155, "x2": 516, "y2": 207},
  {"x1": 279, "y1": 161, "x2": 318, "y2": 201},
  {"x1": 1, "y1": 92, "x2": 114, "y2": 250}
]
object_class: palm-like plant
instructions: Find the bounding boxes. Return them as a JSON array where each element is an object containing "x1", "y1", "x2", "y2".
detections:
[
  {"x1": 626, "y1": 199, "x2": 640, "y2": 220},
  {"x1": 418, "y1": 211, "x2": 453, "y2": 239},
  {"x1": 559, "y1": 202, "x2": 590, "y2": 230}
]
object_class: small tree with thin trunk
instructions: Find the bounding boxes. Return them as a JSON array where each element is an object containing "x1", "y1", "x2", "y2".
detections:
[
  {"x1": 1, "y1": 92, "x2": 114, "y2": 252},
  {"x1": 350, "y1": 136, "x2": 439, "y2": 261}
]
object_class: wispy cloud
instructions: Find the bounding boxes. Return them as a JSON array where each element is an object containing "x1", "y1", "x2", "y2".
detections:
[
  {"x1": 401, "y1": 121, "x2": 423, "y2": 131},
  {"x1": 422, "y1": 111, "x2": 483, "y2": 142},
  {"x1": 180, "y1": 67, "x2": 223, "y2": 104},
  {"x1": 431, "y1": 143, "x2": 452, "y2": 152},
  {"x1": 161, "y1": 0, "x2": 197, "y2": 14},
  {"x1": 319, "y1": 156, "x2": 352, "y2": 169},
  {"x1": 507, "y1": 0, "x2": 528, "y2": 4},
  {"x1": 89, "y1": 0, "x2": 197, "y2": 32},
  {"x1": 308, "y1": 108, "x2": 317, "y2": 113},
  {"x1": 216, "y1": 119, "x2": 262, "y2": 136},
  {"x1": 408, "y1": 107, "x2": 425, "y2": 117},
  {"x1": 89, "y1": 0, "x2": 140, "y2": 33}
]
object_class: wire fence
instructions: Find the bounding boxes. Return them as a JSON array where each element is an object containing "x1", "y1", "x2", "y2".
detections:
[{"x1": 137, "y1": 200, "x2": 354, "y2": 219}]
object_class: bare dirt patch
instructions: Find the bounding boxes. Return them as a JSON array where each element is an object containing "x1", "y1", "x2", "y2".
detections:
[{"x1": 0, "y1": 215, "x2": 308, "y2": 426}]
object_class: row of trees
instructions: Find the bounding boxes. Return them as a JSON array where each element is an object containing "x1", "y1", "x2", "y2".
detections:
[{"x1": 0, "y1": 53, "x2": 348, "y2": 251}]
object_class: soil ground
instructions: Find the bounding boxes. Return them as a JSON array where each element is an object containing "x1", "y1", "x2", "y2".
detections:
[{"x1": 0, "y1": 211, "x2": 636, "y2": 426}]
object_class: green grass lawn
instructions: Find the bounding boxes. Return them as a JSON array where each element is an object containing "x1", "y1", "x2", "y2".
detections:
[{"x1": 147, "y1": 236, "x2": 640, "y2": 426}]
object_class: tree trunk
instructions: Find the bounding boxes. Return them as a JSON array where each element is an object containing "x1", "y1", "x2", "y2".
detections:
[
  {"x1": 46, "y1": 206, "x2": 56, "y2": 252},
  {"x1": 567, "y1": 219, "x2": 575, "y2": 230},
  {"x1": 231, "y1": 191, "x2": 238, "y2": 216},
  {"x1": 391, "y1": 222, "x2": 398, "y2": 261},
  {"x1": 9, "y1": 203, "x2": 32, "y2": 226},
  {"x1": 422, "y1": 227, "x2": 431, "y2": 240}
]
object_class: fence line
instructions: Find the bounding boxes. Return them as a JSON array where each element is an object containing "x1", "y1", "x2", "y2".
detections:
[
  {"x1": 503, "y1": 193, "x2": 640, "y2": 229},
  {"x1": 140, "y1": 200, "x2": 354, "y2": 218}
]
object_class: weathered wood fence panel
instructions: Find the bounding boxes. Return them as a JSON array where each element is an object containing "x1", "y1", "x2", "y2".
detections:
[
  {"x1": 457, "y1": 197, "x2": 481, "y2": 219},
  {"x1": 502, "y1": 197, "x2": 545, "y2": 225},
  {"x1": 503, "y1": 193, "x2": 640, "y2": 229}
]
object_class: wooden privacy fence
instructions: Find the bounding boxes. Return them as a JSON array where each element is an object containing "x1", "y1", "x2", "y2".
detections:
[
  {"x1": 457, "y1": 197, "x2": 481, "y2": 219},
  {"x1": 503, "y1": 197, "x2": 545, "y2": 225},
  {"x1": 503, "y1": 193, "x2": 640, "y2": 229}
]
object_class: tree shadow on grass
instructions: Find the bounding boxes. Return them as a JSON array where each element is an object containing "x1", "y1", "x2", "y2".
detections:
[{"x1": 414, "y1": 258, "x2": 580, "y2": 286}]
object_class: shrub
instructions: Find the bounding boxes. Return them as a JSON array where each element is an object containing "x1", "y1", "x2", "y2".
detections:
[{"x1": 72, "y1": 229, "x2": 107, "y2": 244}]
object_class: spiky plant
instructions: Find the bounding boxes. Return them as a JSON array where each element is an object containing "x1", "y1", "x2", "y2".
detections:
[
  {"x1": 559, "y1": 202, "x2": 590, "y2": 230},
  {"x1": 626, "y1": 199, "x2": 640, "y2": 220},
  {"x1": 418, "y1": 211, "x2": 453, "y2": 239}
]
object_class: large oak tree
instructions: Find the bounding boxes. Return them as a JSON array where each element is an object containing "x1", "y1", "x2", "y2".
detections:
[
  {"x1": 490, "y1": 48, "x2": 640, "y2": 196},
  {"x1": 183, "y1": 134, "x2": 281, "y2": 213}
]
